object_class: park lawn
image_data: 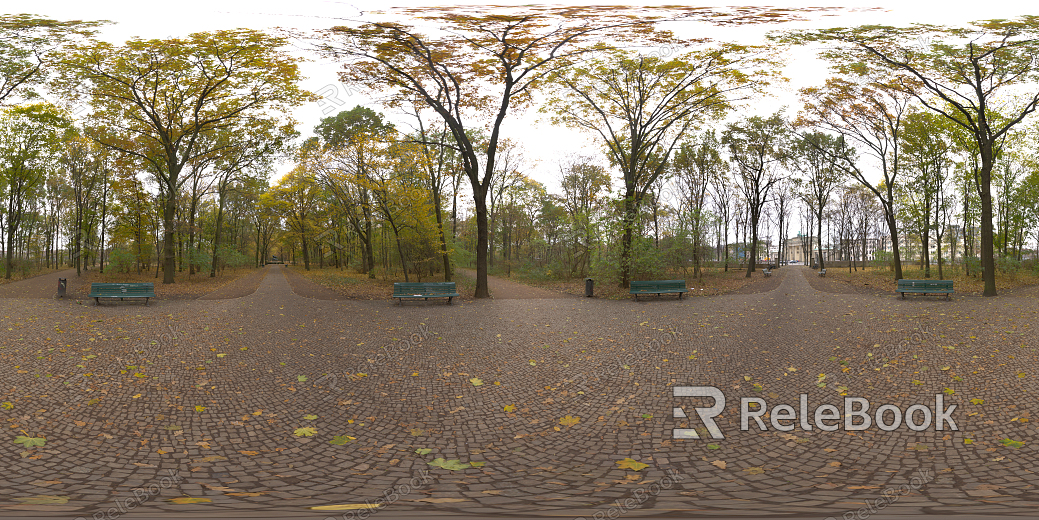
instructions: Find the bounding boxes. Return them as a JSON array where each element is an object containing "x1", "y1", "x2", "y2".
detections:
[
  {"x1": 0, "y1": 267, "x2": 61, "y2": 285},
  {"x1": 291, "y1": 266, "x2": 474, "y2": 299},
  {"x1": 509, "y1": 266, "x2": 763, "y2": 300},
  {"x1": 72, "y1": 266, "x2": 261, "y2": 299},
  {"x1": 823, "y1": 265, "x2": 1039, "y2": 295}
]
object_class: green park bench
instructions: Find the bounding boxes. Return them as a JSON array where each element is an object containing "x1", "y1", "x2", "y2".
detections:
[
  {"x1": 629, "y1": 280, "x2": 688, "y2": 301},
  {"x1": 393, "y1": 282, "x2": 459, "y2": 305},
  {"x1": 896, "y1": 279, "x2": 954, "y2": 300},
  {"x1": 88, "y1": 282, "x2": 156, "y2": 306}
]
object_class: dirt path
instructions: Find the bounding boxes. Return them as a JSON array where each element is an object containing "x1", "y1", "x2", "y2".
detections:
[
  {"x1": 455, "y1": 268, "x2": 575, "y2": 299},
  {"x1": 0, "y1": 267, "x2": 83, "y2": 299}
]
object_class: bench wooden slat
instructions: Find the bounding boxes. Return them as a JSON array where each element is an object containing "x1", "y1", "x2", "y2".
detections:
[
  {"x1": 89, "y1": 283, "x2": 155, "y2": 306},
  {"x1": 393, "y1": 282, "x2": 459, "y2": 304},
  {"x1": 896, "y1": 279, "x2": 954, "y2": 300},
  {"x1": 629, "y1": 280, "x2": 688, "y2": 301}
]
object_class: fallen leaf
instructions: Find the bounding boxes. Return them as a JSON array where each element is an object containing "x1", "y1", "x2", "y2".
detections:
[
  {"x1": 710, "y1": 460, "x2": 727, "y2": 470},
  {"x1": 13, "y1": 495, "x2": 68, "y2": 505},
  {"x1": 559, "y1": 415, "x2": 580, "y2": 427},
  {"x1": 310, "y1": 503, "x2": 381, "y2": 511},
  {"x1": 744, "y1": 466, "x2": 764, "y2": 475},
  {"x1": 169, "y1": 497, "x2": 211, "y2": 504},
  {"x1": 428, "y1": 458, "x2": 470, "y2": 471},
  {"x1": 13, "y1": 435, "x2": 45, "y2": 448},
  {"x1": 616, "y1": 458, "x2": 648, "y2": 471},
  {"x1": 330, "y1": 435, "x2": 356, "y2": 445},
  {"x1": 1000, "y1": 438, "x2": 1025, "y2": 449},
  {"x1": 294, "y1": 427, "x2": 317, "y2": 437},
  {"x1": 469, "y1": 377, "x2": 483, "y2": 386},
  {"x1": 415, "y1": 448, "x2": 432, "y2": 455}
]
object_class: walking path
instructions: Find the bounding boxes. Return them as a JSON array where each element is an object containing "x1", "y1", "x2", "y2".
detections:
[
  {"x1": 0, "y1": 267, "x2": 81, "y2": 299},
  {"x1": 0, "y1": 261, "x2": 1036, "y2": 518}
]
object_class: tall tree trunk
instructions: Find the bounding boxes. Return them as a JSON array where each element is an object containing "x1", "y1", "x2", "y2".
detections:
[
  {"x1": 619, "y1": 193, "x2": 636, "y2": 288},
  {"x1": 978, "y1": 147, "x2": 997, "y2": 296},
  {"x1": 162, "y1": 190, "x2": 176, "y2": 284},
  {"x1": 434, "y1": 190, "x2": 451, "y2": 282},
  {"x1": 210, "y1": 200, "x2": 225, "y2": 278},
  {"x1": 473, "y1": 183, "x2": 490, "y2": 298},
  {"x1": 816, "y1": 209, "x2": 825, "y2": 271}
]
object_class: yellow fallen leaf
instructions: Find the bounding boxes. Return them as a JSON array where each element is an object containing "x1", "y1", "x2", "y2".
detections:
[
  {"x1": 710, "y1": 460, "x2": 726, "y2": 469},
  {"x1": 309, "y1": 504, "x2": 381, "y2": 511},
  {"x1": 169, "y1": 497, "x2": 211, "y2": 504},
  {"x1": 616, "y1": 458, "x2": 648, "y2": 471}
]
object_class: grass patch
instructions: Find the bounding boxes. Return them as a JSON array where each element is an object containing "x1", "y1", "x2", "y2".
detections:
[
  {"x1": 824, "y1": 265, "x2": 1039, "y2": 294},
  {"x1": 291, "y1": 266, "x2": 472, "y2": 299},
  {"x1": 0, "y1": 267, "x2": 61, "y2": 285},
  {"x1": 501, "y1": 266, "x2": 762, "y2": 299},
  {"x1": 72, "y1": 266, "x2": 260, "y2": 299}
]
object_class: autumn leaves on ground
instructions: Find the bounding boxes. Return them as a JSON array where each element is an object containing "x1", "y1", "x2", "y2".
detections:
[{"x1": 0, "y1": 265, "x2": 1037, "y2": 517}]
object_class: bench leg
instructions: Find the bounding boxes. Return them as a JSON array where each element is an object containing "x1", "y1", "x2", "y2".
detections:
[
  {"x1": 447, "y1": 297, "x2": 452, "y2": 305},
  {"x1": 145, "y1": 298, "x2": 149, "y2": 306},
  {"x1": 94, "y1": 297, "x2": 99, "y2": 306}
]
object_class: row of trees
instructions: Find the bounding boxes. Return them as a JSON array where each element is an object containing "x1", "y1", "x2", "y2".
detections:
[{"x1": 3, "y1": 10, "x2": 1039, "y2": 297}]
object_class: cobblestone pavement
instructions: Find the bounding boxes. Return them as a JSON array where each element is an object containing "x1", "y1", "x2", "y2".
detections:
[{"x1": 0, "y1": 265, "x2": 1037, "y2": 518}]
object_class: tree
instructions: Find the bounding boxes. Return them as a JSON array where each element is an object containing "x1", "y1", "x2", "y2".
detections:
[
  {"x1": 548, "y1": 46, "x2": 771, "y2": 286},
  {"x1": 59, "y1": 131, "x2": 103, "y2": 276},
  {"x1": 792, "y1": 16, "x2": 1039, "y2": 295},
  {"x1": 310, "y1": 6, "x2": 813, "y2": 295},
  {"x1": 59, "y1": 29, "x2": 306, "y2": 283},
  {"x1": 0, "y1": 103, "x2": 69, "y2": 278},
  {"x1": 722, "y1": 112, "x2": 788, "y2": 278},
  {"x1": 208, "y1": 121, "x2": 295, "y2": 277},
  {"x1": 272, "y1": 164, "x2": 321, "y2": 271},
  {"x1": 672, "y1": 131, "x2": 727, "y2": 279},
  {"x1": 314, "y1": 107, "x2": 395, "y2": 278},
  {"x1": 799, "y1": 76, "x2": 914, "y2": 279},
  {"x1": 789, "y1": 131, "x2": 847, "y2": 271},
  {"x1": 558, "y1": 155, "x2": 611, "y2": 278},
  {"x1": 0, "y1": 15, "x2": 104, "y2": 106}
]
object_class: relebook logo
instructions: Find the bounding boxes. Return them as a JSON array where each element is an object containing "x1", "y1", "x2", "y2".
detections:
[{"x1": 672, "y1": 386, "x2": 958, "y2": 439}]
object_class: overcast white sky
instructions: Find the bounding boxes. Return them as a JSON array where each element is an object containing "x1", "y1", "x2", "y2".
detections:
[{"x1": 13, "y1": 1, "x2": 1037, "y2": 192}]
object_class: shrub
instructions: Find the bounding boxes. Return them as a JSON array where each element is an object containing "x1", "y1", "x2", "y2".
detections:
[{"x1": 108, "y1": 248, "x2": 136, "y2": 274}]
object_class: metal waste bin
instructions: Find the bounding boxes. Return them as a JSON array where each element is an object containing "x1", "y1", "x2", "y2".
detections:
[
  {"x1": 584, "y1": 278, "x2": 594, "y2": 297},
  {"x1": 58, "y1": 278, "x2": 67, "y2": 298}
]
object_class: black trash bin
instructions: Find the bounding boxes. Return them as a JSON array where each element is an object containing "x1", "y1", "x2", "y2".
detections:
[
  {"x1": 58, "y1": 278, "x2": 67, "y2": 298},
  {"x1": 584, "y1": 278, "x2": 594, "y2": 297}
]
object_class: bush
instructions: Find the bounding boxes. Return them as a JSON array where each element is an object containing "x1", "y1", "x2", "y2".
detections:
[
  {"x1": 187, "y1": 247, "x2": 212, "y2": 274},
  {"x1": 108, "y1": 248, "x2": 136, "y2": 274},
  {"x1": 997, "y1": 255, "x2": 1021, "y2": 280},
  {"x1": 964, "y1": 256, "x2": 982, "y2": 277}
]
